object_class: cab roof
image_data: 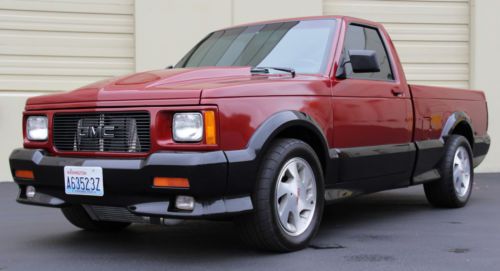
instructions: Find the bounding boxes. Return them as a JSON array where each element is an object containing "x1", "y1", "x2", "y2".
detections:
[{"x1": 219, "y1": 15, "x2": 383, "y2": 31}]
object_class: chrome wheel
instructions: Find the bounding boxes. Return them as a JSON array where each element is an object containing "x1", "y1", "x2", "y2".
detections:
[
  {"x1": 453, "y1": 146, "x2": 471, "y2": 197},
  {"x1": 275, "y1": 157, "x2": 317, "y2": 236}
]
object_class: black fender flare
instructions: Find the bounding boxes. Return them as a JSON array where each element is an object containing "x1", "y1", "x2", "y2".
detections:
[
  {"x1": 223, "y1": 110, "x2": 332, "y2": 195},
  {"x1": 439, "y1": 111, "x2": 491, "y2": 167},
  {"x1": 440, "y1": 111, "x2": 474, "y2": 143},
  {"x1": 248, "y1": 110, "x2": 330, "y2": 161}
]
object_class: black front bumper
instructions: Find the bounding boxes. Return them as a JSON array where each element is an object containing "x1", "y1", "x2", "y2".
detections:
[{"x1": 9, "y1": 149, "x2": 253, "y2": 218}]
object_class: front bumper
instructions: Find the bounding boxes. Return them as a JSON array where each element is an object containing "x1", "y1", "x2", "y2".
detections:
[{"x1": 9, "y1": 148, "x2": 253, "y2": 218}]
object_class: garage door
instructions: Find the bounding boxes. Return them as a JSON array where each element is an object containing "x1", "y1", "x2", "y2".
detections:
[
  {"x1": 0, "y1": 0, "x2": 135, "y2": 182},
  {"x1": 0, "y1": 0, "x2": 135, "y2": 93},
  {"x1": 324, "y1": 0, "x2": 470, "y2": 88}
]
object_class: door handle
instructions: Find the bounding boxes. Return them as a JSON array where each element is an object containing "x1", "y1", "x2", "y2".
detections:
[{"x1": 391, "y1": 87, "x2": 404, "y2": 97}]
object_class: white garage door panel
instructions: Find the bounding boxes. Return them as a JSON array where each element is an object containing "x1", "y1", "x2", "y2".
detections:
[
  {"x1": 323, "y1": 0, "x2": 470, "y2": 88},
  {"x1": 0, "y1": 0, "x2": 133, "y2": 15},
  {"x1": 404, "y1": 64, "x2": 468, "y2": 81},
  {"x1": 0, "y1": 9, "x2": 134, "y2": 34},
  {"x1": 0, "y1": 75, "x2": 107, "y2": 92},
  {"x1": 0, "y1": 0, "x2": 134, "y2": 93},
  {"x1": 324, "y1": 0, "x2": 469, "y2": 24},
  {"x1": 394, "y1": 41, "x2": 468, "y2": 64},
  {"x1": 411, "y1": 81, "x2": 469, "y2": 89},
  {"x1": 384, "y1": 23, "x2": 468, "y2": 42},
  {"x1": 0, "y1": 55, "x2": 134, "y2": 77},
  {"x1": 0, "y1": 30, "x2": 133, "y2": 58}
]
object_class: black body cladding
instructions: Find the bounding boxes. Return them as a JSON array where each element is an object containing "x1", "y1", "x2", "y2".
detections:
[{"x1": 9, "y1": 110, "x2": 490, "y2": 216}]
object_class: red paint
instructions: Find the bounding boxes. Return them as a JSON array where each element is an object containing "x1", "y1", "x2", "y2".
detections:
[
  {"x1": 411, "y1": 84, "x2": 488, "y2": 140},
  {"x1": 26, "y1": 67, "x2": 253, "y2": 110},
  {"x1": 22, "y1": 16, "x2": 488, "y2": 157}
]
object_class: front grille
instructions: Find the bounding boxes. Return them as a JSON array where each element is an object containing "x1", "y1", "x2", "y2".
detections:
[
  {"x1": 84, "y1": 205, "x2": 148, "y2": 224},
  {"x1": 53, "y1": 112, "x2": 150, "y2": 153}
]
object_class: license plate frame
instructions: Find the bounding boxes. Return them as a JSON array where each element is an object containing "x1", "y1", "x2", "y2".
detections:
[{"x1": 64, "y1": 166, "x2": 104, "y2": 197}]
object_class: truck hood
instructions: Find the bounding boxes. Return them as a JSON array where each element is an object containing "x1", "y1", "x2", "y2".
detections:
[
  {"x1": 26, "y1": 66, "x2": 326, "y2": 110},
  {"x1": 26, "y1": 67, "x2": 253, "y2": 110}
]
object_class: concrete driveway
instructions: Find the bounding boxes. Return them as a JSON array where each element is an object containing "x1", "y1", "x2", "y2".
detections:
[{"x1": 1, "y1": 173, "x2": 499, "y2": 271}]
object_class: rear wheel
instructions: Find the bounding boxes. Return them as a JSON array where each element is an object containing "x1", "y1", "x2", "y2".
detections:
[
  {"x1": 236, "y1": 138, "x2": 324, "y2": 252},
  {"x1": 424, "y1": 135, "x2": 473, "y2": 208},
  {"x1": 62, "y1": 205, "x2": 130, "y2": 231}
]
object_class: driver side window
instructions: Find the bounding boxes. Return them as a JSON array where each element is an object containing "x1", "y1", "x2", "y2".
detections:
[{"x1": 341, "y1": 24, "x2": 394, "y2": 81}]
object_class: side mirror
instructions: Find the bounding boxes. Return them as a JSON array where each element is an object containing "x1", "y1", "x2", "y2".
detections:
[{"x1": 348, "y1": 50, "x2": 380, "y2": 73}]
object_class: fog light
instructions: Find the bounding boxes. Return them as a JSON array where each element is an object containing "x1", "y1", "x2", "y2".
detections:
[
  {"x1": 26, "y1": 186, "x2": 36, "y2": 198},
  {"x1": 175, "y1": 195, "x2": 194, "y2": 211}
]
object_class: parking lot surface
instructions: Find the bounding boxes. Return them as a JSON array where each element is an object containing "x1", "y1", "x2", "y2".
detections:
[{"x1": 1, "y1": 173, "x2": 499, "y2": 271}]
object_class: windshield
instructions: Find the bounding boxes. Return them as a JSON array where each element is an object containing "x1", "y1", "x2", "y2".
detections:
[{"x1": 175, "y1": 19, "x2": 338, "y2": 75}]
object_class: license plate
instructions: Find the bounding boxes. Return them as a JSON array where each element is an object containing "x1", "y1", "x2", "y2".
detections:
[{"x1": 64, "y1": 166, "x2": 104, "y2": 197}]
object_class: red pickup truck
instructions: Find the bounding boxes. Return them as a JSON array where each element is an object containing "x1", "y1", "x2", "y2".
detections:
[{"x1": 10, "y1": 16, "x2": 490, "y2": 252}]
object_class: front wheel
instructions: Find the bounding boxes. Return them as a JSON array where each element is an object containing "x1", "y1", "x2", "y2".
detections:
[
  {"x1": 424, "y1": 135, "x2": 474, "y2": 208},
  {"x1": 236, "y1": 138, "x2": 324, "y2": 252}
]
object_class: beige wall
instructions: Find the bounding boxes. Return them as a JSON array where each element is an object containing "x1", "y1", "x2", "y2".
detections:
[
  {"x1": 0, "y1": 93, "x2": 41, "y2": 180},
  {"x1": 0, "y1": 0, "x2": 134, "y2": 181},
  {"x1": 135, "y1": 0, "x2": 322, "y2": 71},
  {"x1": 134, "y1": 0, "x2": 232, "y2": 71},
  {"x1": 470, "y1": 0, "x2": 500, "y2": 172}
]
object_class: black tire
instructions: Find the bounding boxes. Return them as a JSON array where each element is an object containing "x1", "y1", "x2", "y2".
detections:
[
  {"x1": 236, "y1": 138, "x2": 325, "y2": 252},
  {"x1": 424, "y1": 135, "x2": 474, "y2": 208},
  {"x1": 61, "y1": 205, "x2": 131, "y2": 231}
]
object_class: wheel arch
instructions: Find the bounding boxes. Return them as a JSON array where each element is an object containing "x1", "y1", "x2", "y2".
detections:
[
  {"x1": 246, "y1": 111, "x2": 331, "y2": 172},
  {"x1": 441, "y1": 112, "x2": 474, "y2": 149},
  {"x1": 224, "y1": 110, "x2": 334, "y2": 196},
  {"x1": 256, "y1": 111, "x2": 328, "y2": 167}
]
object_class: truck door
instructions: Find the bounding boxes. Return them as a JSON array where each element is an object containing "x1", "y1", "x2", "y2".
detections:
[{"x1": 331, "y1": 23, "x2": 415, "y2": 188}]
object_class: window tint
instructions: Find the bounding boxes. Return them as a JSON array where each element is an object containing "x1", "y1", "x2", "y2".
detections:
[
  {"x1": 341, "y1": 24, "x2": 394, "y2": 81},
  {"x1": 176, "y1": 20, "x2": 338, "y2": 74}
]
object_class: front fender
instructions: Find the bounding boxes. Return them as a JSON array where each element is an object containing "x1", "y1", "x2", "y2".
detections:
[{"x1": 223, "y1": 110, "x2": 331, "y2": 196}]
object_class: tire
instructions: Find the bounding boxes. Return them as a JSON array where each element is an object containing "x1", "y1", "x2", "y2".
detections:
[
  {"x1": 236, "y1": 138, "x2": 325, "y2": 252},
  {"x1": 424, "y1": 135, "x2": 474, "y2": 208},
  {"x1": 61, "y1": 205, "x2": 131, "y2": 231}
]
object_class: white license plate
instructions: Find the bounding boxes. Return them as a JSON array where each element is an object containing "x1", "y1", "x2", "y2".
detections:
[{"x1": 64, "y1": 166, "x2": 104, "y2": 197}]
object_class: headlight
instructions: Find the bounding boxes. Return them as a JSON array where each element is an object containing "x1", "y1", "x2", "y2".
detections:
[
  {"x1": 173, "y1": 112, "x2": 203, "y2": 142},
  {"x1": 26, "y1": 116, "x2": 48, "y2": 141}
]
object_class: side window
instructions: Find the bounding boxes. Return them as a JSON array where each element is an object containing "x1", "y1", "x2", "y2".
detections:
[{"x1": 341, "y1": 24, "x2": 394, "y2": 81}]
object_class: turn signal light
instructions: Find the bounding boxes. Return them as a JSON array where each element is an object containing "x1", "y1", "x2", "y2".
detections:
[
  {"x1": 153, "y1": 177, "x2": 190, "y2": 188},
  {"x1": 15, "y1": 170, "x2": 34, "y2": 180},
  {"x1": 204, "y1": 111, "x2": 217, "y2": 145}
]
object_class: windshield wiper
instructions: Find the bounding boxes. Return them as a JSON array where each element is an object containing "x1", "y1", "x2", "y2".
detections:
[{"x1": 251, "y1": 66, "x2": 296, "y2": 77}]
